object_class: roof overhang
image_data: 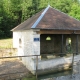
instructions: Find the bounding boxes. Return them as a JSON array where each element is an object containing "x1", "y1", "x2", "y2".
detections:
[{"x1": 37, "y1": 29, "x2": 80, "y2": 34}]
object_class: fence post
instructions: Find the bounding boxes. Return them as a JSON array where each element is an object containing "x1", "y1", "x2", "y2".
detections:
[{"x1": 36, "y1": 56, "x2": 38, "y2": 80}]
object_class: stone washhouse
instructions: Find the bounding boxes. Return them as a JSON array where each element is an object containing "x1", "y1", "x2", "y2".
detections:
[{"x1": 11, "y1": 5, "x2": 80, "y2": 75}]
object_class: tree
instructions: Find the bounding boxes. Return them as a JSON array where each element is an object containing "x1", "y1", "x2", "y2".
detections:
[
  {"x1": 32, "y1": 0, "x2": 39, "y2": 12},
  {"x1": 69, "y1": 3, "x2": 80, "y2": 20},
  {"x1": 0, "y1": 0, "x2": 80, "y2": 38}
]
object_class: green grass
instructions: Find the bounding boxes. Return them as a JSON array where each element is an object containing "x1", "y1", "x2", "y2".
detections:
[
  {"x1": 0, "y1": 38, "x2": 13, "y2": 49},
  {"x1": 22, "y1": 76, "x2": 36, "y2": 80}
]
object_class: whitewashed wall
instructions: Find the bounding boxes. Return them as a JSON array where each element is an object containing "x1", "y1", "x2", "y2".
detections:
[
  {"x1": 23, "y1": 29, "x2": 40, "y2": 74},
  {"x1": 13, "y1": 31, "x2": 24, "y2": 56},
  {"x1": 13, "y1": 29, "x2": 40, "y2": 74},
  {"x1": 13, "y1": 32, "x2": 19, "y2": 48}
]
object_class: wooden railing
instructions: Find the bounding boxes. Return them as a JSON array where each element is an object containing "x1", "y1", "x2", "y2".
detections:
[{"x1": 0, "y1": 53, "x2": 76, "y2": 80}]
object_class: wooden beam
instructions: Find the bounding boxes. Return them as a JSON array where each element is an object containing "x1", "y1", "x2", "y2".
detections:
[
  {"x1": 76, "y1": 34, "x2": 78, "y2": 55},
  {"x1": 37, "y1": 30, "x2": 80, "y2": 34},
  {"x1": 61, "y1": 34, "x2": 63, "y2": 53}
]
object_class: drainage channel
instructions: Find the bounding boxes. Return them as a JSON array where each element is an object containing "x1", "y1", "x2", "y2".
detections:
[{"x1": 38, "y1": 70, "x2": 72, "y2": 80}]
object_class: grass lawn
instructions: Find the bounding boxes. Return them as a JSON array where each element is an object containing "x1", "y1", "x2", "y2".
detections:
[{"x1": 0, "y1": 38, "x2": 13, "y2": 49}]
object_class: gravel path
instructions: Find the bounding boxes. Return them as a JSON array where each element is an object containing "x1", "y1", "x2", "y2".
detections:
[{"x1": 0, "y1": 58, "x2": 31, "y2": 80}]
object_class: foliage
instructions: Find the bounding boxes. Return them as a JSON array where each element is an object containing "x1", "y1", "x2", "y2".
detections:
[
  {"x1": 69, "y1": 3, "x2": 80, "y2": 20},
  {"x1": 0, "y1": 0, "x2": 80, "y2": 38}
]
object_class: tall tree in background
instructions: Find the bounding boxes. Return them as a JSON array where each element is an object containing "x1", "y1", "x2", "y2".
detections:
[
  {"x1": 10, "y1": 0, "x2": 22, "y2": 24},
  {"x1": 0, "y1": 0, "x2": 13, "y2": 38},
  {"x1": 69, "y1": 2, "x2": 80, "y2": 20},
  {"x1": 53, "y1": 0, "x2": 72, "y2": 13},
  {"x1": 73, "y1": 0, "x2": 80, "y2": 3},
  {"x1": 32, "y1": 0, "x2": 39, "y2": 12},
  {"x1": 0, "y1": 0, "x2": 4, "y2": 37},
  {"x1": 0, "y1": 0, "x2": 80, "y2": 38},
  {"x1": 27, "y1": 0, "x2": 40, "y2": 17}
]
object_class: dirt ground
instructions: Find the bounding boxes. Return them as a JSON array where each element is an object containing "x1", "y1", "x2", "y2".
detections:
[{"x1": 0, "y1": 58, "x2": 31, "y2": 80}]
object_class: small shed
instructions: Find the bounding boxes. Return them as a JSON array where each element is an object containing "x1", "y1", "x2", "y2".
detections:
[{"x1": 11, "y1": 5, "x2": 80, "y2": 74}]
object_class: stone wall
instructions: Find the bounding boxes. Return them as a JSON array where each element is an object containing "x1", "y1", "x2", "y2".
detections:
[
  {"x1": 13, "y1": 29, "x2": 40, "y2": 74},
  {"x1": 23, "y1": 30, "x2": 40, "y2": 74}
]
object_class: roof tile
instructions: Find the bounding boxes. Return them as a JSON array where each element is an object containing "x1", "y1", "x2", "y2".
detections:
[{"x1": 12, "y1": 6, "x2": 80, "y2": 31}]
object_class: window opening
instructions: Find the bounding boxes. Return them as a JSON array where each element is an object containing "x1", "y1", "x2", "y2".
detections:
[
  {"x1": 19, "y1": 38, "x2": 22, "y2": 48},
  {"x1": 66, "y1": 38, "x2": 71, "y2": 53},
  {"x1": 46, "y1": 36, "x2": 51, "y2": 40}
]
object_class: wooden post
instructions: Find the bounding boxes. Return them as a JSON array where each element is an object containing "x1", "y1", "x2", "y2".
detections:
[
  {"x1": 36, "y1": 56, "x2": 38, "y2": 80},
  {"x1": 76, "y1": 34, "x2": 78, "y2": 55},
  {"x1": 61, "y1": 34, "x2": 63, "y2": 54}
]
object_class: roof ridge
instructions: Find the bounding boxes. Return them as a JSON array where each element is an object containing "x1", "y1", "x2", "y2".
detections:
[{"x1": 31, "y1": 5, "x2": 50, "y2": 28}]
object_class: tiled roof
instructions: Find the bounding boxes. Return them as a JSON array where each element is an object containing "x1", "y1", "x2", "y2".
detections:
[
  {"x1": 11, "y1": 9, "x2": 44, "y2": 31},
  {"x1": 11, "y1": 5, "x2": 80, "y2": 31}
]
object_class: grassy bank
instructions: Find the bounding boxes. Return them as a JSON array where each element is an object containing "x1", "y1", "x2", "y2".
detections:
[
  {"x1": 0, "y1": 38, "x2": 13, "y2": 49},
  {"x1": 22, "y1": 76, "x2": 36, "y2": 80}
]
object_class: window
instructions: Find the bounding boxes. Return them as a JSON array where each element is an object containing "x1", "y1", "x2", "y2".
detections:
[
  {"x1": 66, "y1": 38, "x2": 71, "y2": 52},
  {"x1": 19, "y1": 38, "x2": 22, "y2": 48},
  {"x1": 66, "y1": 38, "x2": 71, "y2": 45},
  {"x1": 46, "y1": 36, "x2": 51, "y2": 40}
]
